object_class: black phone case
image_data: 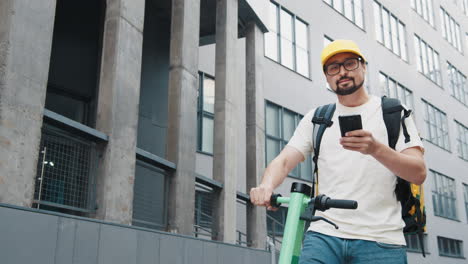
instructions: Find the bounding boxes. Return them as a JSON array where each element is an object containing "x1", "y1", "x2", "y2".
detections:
[{"x1": 338, "y1": 115, "x2": 362, "y2": 137}]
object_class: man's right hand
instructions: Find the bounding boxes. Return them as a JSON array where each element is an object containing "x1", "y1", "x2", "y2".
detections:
[{"x1": 250, "y1": 185, "x2": 275, "y2": 210}]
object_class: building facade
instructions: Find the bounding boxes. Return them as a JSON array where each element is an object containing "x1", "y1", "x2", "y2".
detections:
[{"x1": 0, "y1": 0, "x2": 467, "y2": 263}]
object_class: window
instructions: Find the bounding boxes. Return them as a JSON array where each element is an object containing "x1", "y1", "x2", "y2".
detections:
[
  {"x1": 456, "y1": 121, "x2": 468, "y2": 160},
  {"x1": 323, "y1": 0, "x2": 364, "y2": 29},
  {"x1": 447, "y1": 62, "x2": 468, "y2": 105},
  {"x1": 379, "y1": 72, "x2": 414, "y2": 110},
  {"x1": 197, "y1": 72, "x2": 215, "y2": 154},
  {"x1": 373, "y1": 1, "x2": 408, "y2": 61},
  {"x1": 437, "y1": 237, "x2": 464, "y2": 258},
  {"x1": 432, "y1": 170, "x2": 457, "y2": 220},
  {"x1": 464, "y1": 0, "x2": 468, "y2": 15},
  {"x1": 266, "y1": 102, "x2": 313, "y2": 180},
  {"x1": 405, "y1": 234, "x2": 428, "y2": 253},
  {"x1": 265, "y1": 1, "x2": 310, "y2": 77},
  {"x1": 132, "y1": 160, "x2": 168, "y2": 230},
  {"x1": 464, "y1": 183, "x2": 468, "y2": 222},
  {"x1": 45, "y1": 0, "x2": 105, "y2": 127},
  {"x1": 440, "y1": 7, "x2": 463, "y2": 52},
  {"x1": 267, "y1": 207, "x2": 287, "y2": 236},
  {"x1": 411, "y1": 0, "x2": 435, "y2": 26},
  {"x1": 194, "y1": 183, "x2": 214, "y2": 239},
  {"x1": 414, "y1": 35, "x2": 442, "y2": 85},
  {"x1": 422, "y1": 100, "x2": 450, "y2": 150}
]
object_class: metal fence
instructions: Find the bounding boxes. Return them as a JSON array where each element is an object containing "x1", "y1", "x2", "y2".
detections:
[
  {"x1": 34, "y1": 125, "x2": 97, "y2": 213},
  {"x1": 194, "y1": 183, "x2": 215, "y2": 239}
]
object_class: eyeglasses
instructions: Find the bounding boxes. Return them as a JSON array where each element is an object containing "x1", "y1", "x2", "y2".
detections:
[{"x1": 324, "y1": 57, "x2": 363, "y2": 76}]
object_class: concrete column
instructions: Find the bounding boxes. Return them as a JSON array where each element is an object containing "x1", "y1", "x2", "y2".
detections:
[
  {"x1": 0, "y1": 0, "x2": 56, "y2": 206},
  {"x1": 165, "y1": 0, "x2": 200, "y2": 235},
  {"x1": 95, "y1": 0, "x2": 145, "y2": 224},
  {"x1": 245, "y1": 22, "x2": 267, "y2": 249},
  {"x1": 212, "y1": 0, "x2": 239, "y2": 243}
]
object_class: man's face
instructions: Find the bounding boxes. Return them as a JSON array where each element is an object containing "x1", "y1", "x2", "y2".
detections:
[{"x1": 324, "y1": 52, "x2": 366, "y2": 96}]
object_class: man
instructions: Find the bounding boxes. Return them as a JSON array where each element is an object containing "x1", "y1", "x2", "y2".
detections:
[{"x1": 250, "y1": 40, "x2": 426, "y2": 263}]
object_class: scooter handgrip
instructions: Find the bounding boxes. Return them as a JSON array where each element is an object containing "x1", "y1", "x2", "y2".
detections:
[
  {"x1": 270, "y1": 194, "x2": 282, "y2": 208},
  {"x1": 327, "y1": 199, "x2": 358, "y2": 209}
]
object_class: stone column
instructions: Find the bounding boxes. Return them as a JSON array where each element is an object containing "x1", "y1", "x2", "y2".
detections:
[
  {"x1": 245, "y1": 21, "x2": 267, "y2": 249},
  {"x1": 212, "y1": 0, "x2": 239, "y2": 244},
  {"x1": 0, "y1": 0, "x2": 56, "y2": 206},
  {"x1": 95, "y1": 0, "x2": 145, "y2": 224},
  {"x1": 165, "y1": 0, "x2": 200, "y2": 235}
]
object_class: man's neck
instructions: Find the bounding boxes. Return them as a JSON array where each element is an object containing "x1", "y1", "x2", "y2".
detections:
[{"x1": 337, "y1": 89, "x2": 370, "y2": 107}]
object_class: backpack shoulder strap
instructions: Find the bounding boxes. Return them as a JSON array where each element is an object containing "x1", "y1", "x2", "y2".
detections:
[
  {"x1": 381, "y1": 96, "x2": 411, "y2": 149},
  {"x1": 311, "y1": 103, "x2": 336, "y2": 196}
]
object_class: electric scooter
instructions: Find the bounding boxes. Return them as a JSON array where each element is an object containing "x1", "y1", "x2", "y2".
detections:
[{"x1": 270, "y1": 182, "x2": 358, "y2": 264}]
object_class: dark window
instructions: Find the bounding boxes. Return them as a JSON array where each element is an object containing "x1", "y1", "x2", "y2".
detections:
[
  {"x1": 437, "y1": 236, "x2": 464, "y2": 258},
  {"x1": 45, "y1": 0, "x2": 105, "y2": 126},
  {"x1": 267, "y1": 207, "x2": 287, "y2": 236},
  {"x1": 405, "y1": 233, "x2": 428, "y2": 253},
  {"x1": 132, "y1": 160, "x2": 168, "y2": 230},
  {"x1": 266, "y1": 101, "x2": 313, "y2": 180}
]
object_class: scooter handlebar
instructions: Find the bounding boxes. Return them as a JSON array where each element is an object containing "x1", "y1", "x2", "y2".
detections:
[{"x1": 325, "y1": 199, "x2": 358, "y2": 210}]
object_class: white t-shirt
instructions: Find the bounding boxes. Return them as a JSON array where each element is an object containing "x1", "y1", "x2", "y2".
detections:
[{"x1": 287, "y1": 96, "x2": 424, "y2": 245}]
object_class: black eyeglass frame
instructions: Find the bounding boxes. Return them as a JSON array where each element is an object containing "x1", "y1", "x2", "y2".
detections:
[{"x1": 323, "y1": 57, "x2": 364, "y2": 76}]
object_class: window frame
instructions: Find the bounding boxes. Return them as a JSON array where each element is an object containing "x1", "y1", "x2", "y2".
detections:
[
  {"x1": 437, "y1": 236, "x2": 464, "y2": 258},
  {"x1": 414, "y1": 35, "x2": 442, "y2": 86},
  {"x1": 265, "y1": 101, "x2": 313, "y2": 181},
  {"x1": 379, "y1": 72, "x2": 415, "y2": 110},
  {"x1": 431, "y1": 170, "x2": 458, "y2": 220},
  {"x1": 447, "y1": 62, "x2": 468, "y2": 106},
  {"x1": 455, "y1": 121, "x2": 468, "y2": 161},
  {"x1": 411, "y1": 0, "x2": 435, "y2": 26},
  {"x1": 373, "y1": 1, "x2": 408, "y2": 61},
  {"x1": 323, "y1": 0, "x2": 365, "y2": 29},
  {"x1": 405, "y1": 233, "x2": 429, "y2": 253},
  {"x1": 197, "y1": 72, "x2": 215, "y2": 155},
  {"x1": 422, "y1": 100, "x2": 450, "y2": 150},
  {"x1": 440, "y1": 7, "x2": 463, "y2": 53},
  {"x1": 265, "y1": 1, "x2": 310, "y2": 78}
]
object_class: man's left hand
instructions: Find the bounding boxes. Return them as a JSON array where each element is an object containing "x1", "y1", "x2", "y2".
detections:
[{"x1": 339, "y1": 129, "x2": 380, "y2": 155}]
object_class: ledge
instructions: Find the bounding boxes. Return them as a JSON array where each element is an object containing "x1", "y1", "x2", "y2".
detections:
[
  {"x1": 43, "y1": 109, "x2": 108, "y2": 142},
  {"x1": 136, "y1": 148, "x2": 176, "y2": 171}
]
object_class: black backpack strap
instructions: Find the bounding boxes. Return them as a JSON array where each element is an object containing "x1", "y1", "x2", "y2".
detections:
[
  {"x1": 311, "y1": 103, "x2": 336, "y2": 197},
  {"x1": 381, "y1": 96, "x2": 411, "y2": 148}
]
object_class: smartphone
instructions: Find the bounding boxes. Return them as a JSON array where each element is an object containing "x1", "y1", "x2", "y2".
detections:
[{"x1": 338, "y1": 115, "x2": 362, "y2": 137}]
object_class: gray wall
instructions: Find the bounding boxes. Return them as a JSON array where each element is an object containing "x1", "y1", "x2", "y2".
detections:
[
  {"x1": 137, "y1": 0, "x2": 171, "y2": 157},
  {"x1": 0, "y1": 204, "x2": 270, "y2": 264}
]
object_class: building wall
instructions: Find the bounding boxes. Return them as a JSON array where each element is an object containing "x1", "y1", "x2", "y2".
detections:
[
  {"x1": 198, "y1": 0, "x2": 468, "y2": 262},
  {"x1": 0, "y1": 204, "x2": 271, "y2": 264}
]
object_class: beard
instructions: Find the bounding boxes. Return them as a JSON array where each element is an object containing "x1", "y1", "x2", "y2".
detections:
[{"x1": 335, "y1": 77, "x2": 365, "y2": 95}]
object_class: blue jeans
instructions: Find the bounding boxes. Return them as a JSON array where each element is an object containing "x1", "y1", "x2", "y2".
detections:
[{"x1": 299, "y1": 232, "x2": 407, "y2": 264}]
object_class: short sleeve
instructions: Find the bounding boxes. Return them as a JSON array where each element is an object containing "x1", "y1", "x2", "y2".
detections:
[
  {"x1": 395, "y1": 112, "x2": 424, "y2": 153},
  {"x1": 286, "y1": 109, "x2": 315, "y2": 160}
]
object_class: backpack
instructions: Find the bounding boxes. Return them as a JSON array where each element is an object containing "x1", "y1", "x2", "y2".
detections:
[{"x1": 310, "y1": 96, "x2": 426, "y2": 256}]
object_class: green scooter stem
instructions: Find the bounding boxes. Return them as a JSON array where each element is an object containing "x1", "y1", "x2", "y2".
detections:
[{"x1": 277, "y1": 193, "x2": 311, "y2": 264}]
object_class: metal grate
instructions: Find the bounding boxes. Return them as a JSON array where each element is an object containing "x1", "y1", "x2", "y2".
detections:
[
  {"x1": 34, "y1": 125, "x2": 96, "y2": 212},
  {"x1": 132, "y1": 160, "x2": 167, "y2": 230},
  {"x1": 194, "y1": 183, "x2": 214, "y2": 239}
]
